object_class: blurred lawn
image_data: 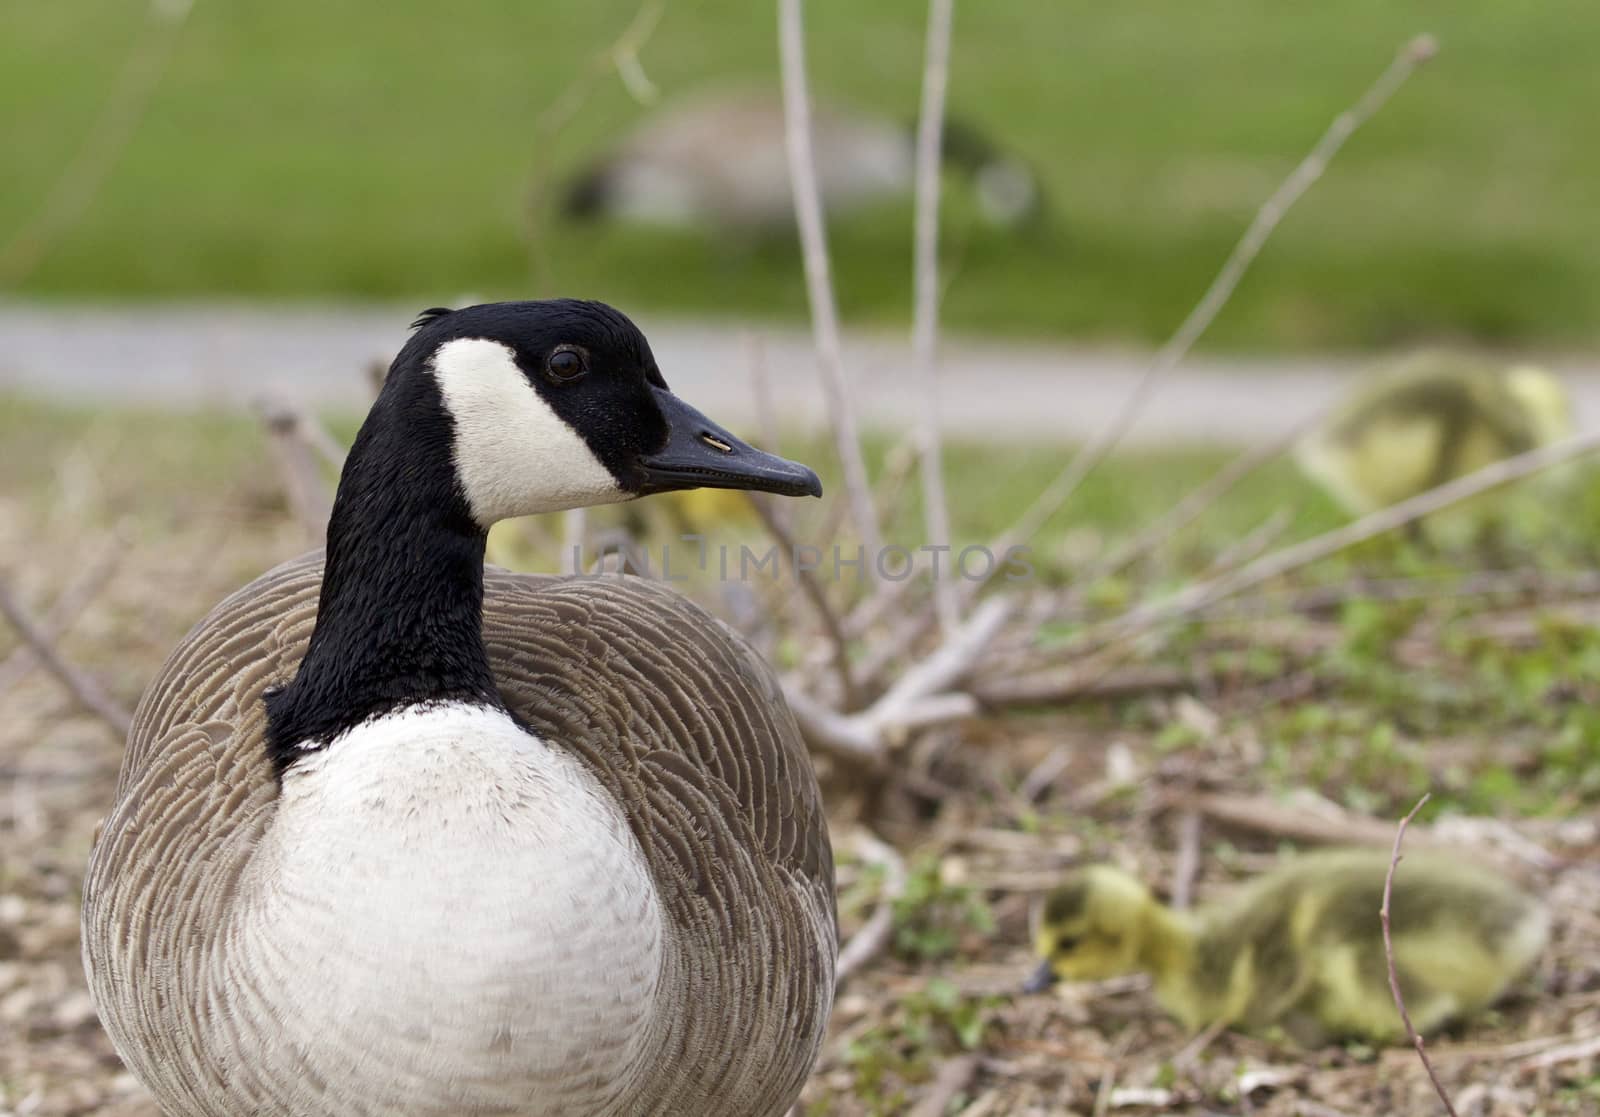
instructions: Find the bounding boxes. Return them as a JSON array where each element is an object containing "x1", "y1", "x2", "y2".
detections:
[{"x1": 4, "y1": 0, "x2": 1599, "y2": 348}]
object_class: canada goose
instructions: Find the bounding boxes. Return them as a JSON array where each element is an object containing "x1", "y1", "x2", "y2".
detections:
[
  {"x1": 563, "y1": 89, "x2": 1040, "y2": 232},
  {"x1": 82, "y1": 300, "x2": 836, "y2": 1117},
  {"x1": 1295, "y1": 352, "x2": 1573, "y2": 519},
  {"x1": 1025, "y1": 850, "x2": 1547, "y2": 1045}
]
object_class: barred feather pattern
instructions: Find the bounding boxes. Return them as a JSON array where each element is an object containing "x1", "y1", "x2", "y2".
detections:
[{"x1": 82, "y1": 551, "x2": 836, "y2": 1117}]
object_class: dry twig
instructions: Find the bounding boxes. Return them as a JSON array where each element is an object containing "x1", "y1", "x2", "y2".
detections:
[
  {"x1": 0, "y1": 575, "x2": 132, "y2": 737},
  {"x1": 0, "y1": 535, "x2": 123, "y2": 697},
  {"x1": 748, "y1": 495, "x2": 858, "y2": 708},
  {"x1": 1194, "y1": 792, "x2": 1431, "y2": 851},
  {"x1": 1170, "y1": 808, "x2": 1203, "y2": 912},
  {"x1": 777, "y1": 0, "x2": 883, "y2": 559},
  {"x1": 908, "y1": 1053, "x2": 978, "y2": 1117},
  {"x1": 256, "y1": 397, "x2": 336, "y2": 540},
  {"x1": 973, "y1": 33, "x2": 1439, "y2": 595},
  {"x1": 1103, "y1": 428, "x2": 1600, "y2": 643},
  {"x1": 909, "y1": 0, "x2": 959, "y2": 635},
  {"x1": 560, "y1": 509, "x2": 588, "y2": 575},
  {"x1": 1517, "y1": 1030, "x2": 1600, "y2": 1075},
  {"x1": 1091, "y1": 413, "x2": 1323, "y2": 589},
  {"x1": 1382, "y1": 793, "x2": 1461, "y2": 1117},
  {"x1": 786, "y1": 597, "x2": 1010, "y2": 759},
  {"x1": 836, "y1": 830, "x2": 908, "y2": 984},
  {"x1": 744, "y1": 332, "x2": 783, "y2": 462},
  {"x1": 523, "y1": 0, "x2": 666, "y2": 292},
  {"x1": 970, "y1": 662, "x2": 1191, "y2": 707}
]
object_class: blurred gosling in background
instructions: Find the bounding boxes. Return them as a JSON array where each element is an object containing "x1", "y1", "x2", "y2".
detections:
[
  {"x1": 1026, "y1": 849, "x2": 1547, "y2": 1045},
  {"x1": 1296, "y1": 352, "x2": 1573, "y2": 526},
  {"x1": 562, "y1": 89, "x2": 1040, "y2": 233}
]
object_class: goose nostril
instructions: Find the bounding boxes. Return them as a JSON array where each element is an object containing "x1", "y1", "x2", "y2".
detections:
[{"x1": 699, "y1": 432, "x2": 734, "y2": 454}]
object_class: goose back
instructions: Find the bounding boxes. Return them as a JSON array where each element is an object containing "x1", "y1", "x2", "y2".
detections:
[{"x1": 83, "y1": 551, "x2": 835, "y2": 1117}]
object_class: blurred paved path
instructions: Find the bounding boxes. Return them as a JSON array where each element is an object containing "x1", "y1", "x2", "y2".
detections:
[{"x1": 4, "y1": 302, "x2": 1598, "y2": 444}]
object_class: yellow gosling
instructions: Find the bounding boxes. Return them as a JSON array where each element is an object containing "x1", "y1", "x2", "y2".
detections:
[{"x1": 1026, "y1": 850, "x2": 1547, "y2": 1045}]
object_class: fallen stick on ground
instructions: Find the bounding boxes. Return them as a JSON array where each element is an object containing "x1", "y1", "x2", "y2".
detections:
[
  {"x1": 0, "y1": 534, "x2": 123, "y2": 696},
  {"x1": 1170, "y1": 807, "x2": 1203, "y2": 912},
  {"x1": 1517, "y1": 1030, "x2": 1600, "y2": 1075},
  {"x1": 908, "y1": 1053, "x2": 978, "y2": 1117},
  {"x1": 786, "y1": 597, "x2": 1011, "y2": 760},
  {"x1": 835, "y1": 830, "x2": 909, "y2": 985},
  {"x1": 0, "y1": 575, "x2": 133, "y2": 737}
]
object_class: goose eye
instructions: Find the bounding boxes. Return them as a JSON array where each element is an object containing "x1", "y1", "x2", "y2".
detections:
[
  {"x1": 546, "y1": 347, "x2": 587, "y2": 383},
  {"x1": 1054, "y1": 935, "x2": 1080, "y2": 954}
]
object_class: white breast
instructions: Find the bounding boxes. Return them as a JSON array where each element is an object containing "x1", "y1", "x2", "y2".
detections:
[{"x1": 227, "y1": 703, "x2": 665, "y2": 1116}]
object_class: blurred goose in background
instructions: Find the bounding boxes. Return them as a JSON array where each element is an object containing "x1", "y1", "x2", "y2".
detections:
[
  {"x1": 1295, "y1": 352, "x2": 1573, "y2": 518},
  {"x1": 562, "y1": 89, "x2": 1040, "y2": 232},
  {"x1": 1026, "y1": 849, "x2": 1548, "y2": 1045},
  {"x1": 82, "y1": 300, "x2": 835, "y2": 1116}
]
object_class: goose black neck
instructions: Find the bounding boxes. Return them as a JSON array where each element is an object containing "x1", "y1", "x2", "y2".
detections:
[{"x1": 265, "y1": 370, "x2": 501, "y2": 771}]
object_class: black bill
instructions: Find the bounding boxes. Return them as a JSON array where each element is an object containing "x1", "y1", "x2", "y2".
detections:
[
  {"x1": 638, "y1": 387, "x2": 822, "y2": 499},
  {"x1": 1022, "y1": 960, "x2": 1058, "y2": 994}
]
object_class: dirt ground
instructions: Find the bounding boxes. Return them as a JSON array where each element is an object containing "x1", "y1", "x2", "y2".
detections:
[{"x1": 3, "y1": 425, "x2": 1599, "y2": 1117}]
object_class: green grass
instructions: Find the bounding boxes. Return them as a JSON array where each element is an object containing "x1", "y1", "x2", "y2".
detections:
[{"x1": 4, "y1": 1, "x2": 1599, "y2": 348}]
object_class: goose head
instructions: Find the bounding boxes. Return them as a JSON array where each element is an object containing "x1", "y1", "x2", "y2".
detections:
[
  {"x1": 267, "y1": 299, "x2": 820, "y2": 763},
  {"x1": 390, "y1": 299, "x2": 820, "y2": 529}
]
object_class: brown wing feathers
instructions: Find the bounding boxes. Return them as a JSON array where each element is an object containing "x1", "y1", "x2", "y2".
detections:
[{"x1": 87, "y1": 552, "x2": 833, "y2": 1115}]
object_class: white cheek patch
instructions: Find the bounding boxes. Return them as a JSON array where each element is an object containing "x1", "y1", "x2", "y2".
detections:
[{"x1": 430, "y1": 337, "x2": 627, "y2": 526}]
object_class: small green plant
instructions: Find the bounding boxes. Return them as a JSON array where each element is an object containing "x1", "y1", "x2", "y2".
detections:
[
  {"x1": 891, "y1": 857, "x2": 996, "y2": 963},
  {"x1": 843, "y1": 979, "x2": 1000, "y2": 1116}
]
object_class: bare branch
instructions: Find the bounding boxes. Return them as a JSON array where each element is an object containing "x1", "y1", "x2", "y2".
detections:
[
  {"x1": 784, "y1": 598, "x2": 1008, "y2": 758},
  {"x1": 836, "y1": 830, "x2": 908, "y2": 984},
  {"x1": 256, "y1": 397, "x2": 335, "y2": 541},
  {"x1": 777, "y1": 0, "x2": 883, "y2": 559},
  {"x1": 1517, "y1": 1030, "x2": 1600, "y2": 1075},
  {"x1": 1192, "y1": 568, "x2": 1600, "y2": 624},
  {"x1": 972, "y1": 661, "x2": 1192, "y2": 707},
  {"x1": 1199, "y1": 504, "x2": 1296, "y2": 577},
  {"x1": 365, "y1": 357, "x2": 390, "y2": 398},
  {"x1": 872, "y1": 597, "x2": 1011, "y2": 728},
  {"x1": 524, "y1": 0, "x2": 667, "y2": 292},
  {"x1": 975, "y1": 34, "x2": 1439, "y2": 586},
  {"x1": 871, "y1": 435, "x2": 921, "y2": 535},
  {"x1": 1103, "y1": 428, "x2": 1600, "y2": 642},
  {"x1": 1170, "y1": 808, "x2": 1203, "y2": 912},
  {"x1": 0, "y1": 575, "x2": 132, "y2": 737},
  {"x1": 1192, "y1": 791, "x2": 1434, "y2": 851},
  {"x1": 1017, "y1": 743, "x2": 1072, "y2": 803},
  {"x1": 910, "y1": 0, "x2": 959, "y2": 634},
  {"x1": 749, "y1": 494, "x2": 859, "y2": 708},
  {"x1": 0, "y1": 534, "x2": 123, "y2": 696},
  {"x1": 744, "y1": 331, "x2": 783, "y2": 460},
  {"x1": 1, "y1": 0, "x2": 196, "y2": 287},
  {"x1": 781, "y1": 683, "x2": 884, "y2": 761},
  {"x1": 1382, "y1": 793, "x2": 1461, "y2": 1117},
  {"x1": 1089, "y1": 411, "x2": 1321, "y2": 587},
  {"x1": 560, "y1": 509, "x2": 587, "y2": 575}
]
